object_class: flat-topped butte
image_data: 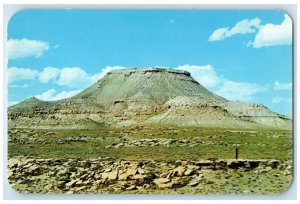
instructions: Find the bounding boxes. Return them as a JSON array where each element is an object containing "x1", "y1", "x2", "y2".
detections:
[{"x1": 107, "y1": 68, "x2": 191, "y2": 76}]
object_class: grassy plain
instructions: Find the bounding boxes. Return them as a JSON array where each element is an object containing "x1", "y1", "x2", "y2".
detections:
[{"x1": 8, "y1": 126, "x2": 292, "y2": 161}]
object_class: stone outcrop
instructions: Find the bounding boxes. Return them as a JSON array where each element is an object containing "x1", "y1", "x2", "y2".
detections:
[{"x1": 8, "y1": 157, "x2": 292, "y2": 194}]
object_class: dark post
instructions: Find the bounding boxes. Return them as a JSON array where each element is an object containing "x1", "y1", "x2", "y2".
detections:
[{"x1": 235, "y1": 147, "x2": 239, "y2": 160}]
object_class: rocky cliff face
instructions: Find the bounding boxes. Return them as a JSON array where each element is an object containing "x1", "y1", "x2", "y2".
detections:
[{"x1": 8, "y1": 68, "x2": 291, "y2": 129}]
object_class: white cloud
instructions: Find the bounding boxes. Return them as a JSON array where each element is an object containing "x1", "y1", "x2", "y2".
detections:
[
  {"x1": 8, "y1": 67, "x2": 39, "y2": 83},
  {"x1": 208, "y1": 18, "x2": 261, "y2": 41},
  {"x1": 174, "y1": 64, "x2": 268, "y2": 102},
  {"x1": 35, "y1": 89, "x2": 82, "y2": 101},
  {"x1": 56, "y1": 67, "x2": 94, "y2": 88},
  {"x1": 45, "y1": 66, "x2": 125, "y2": 87},
  {"x1": 209, "y1": 14, "x2": 292, "y2": 48},
  {"x1": 90, "y1": 65, "x2": 127, "y2": 83},
  {"x1": 272, "y1": 97, "x2": 292, "y2": 104},
  {"x1": 10, "y1": 84, "x2": 29, "y2": 88},
  {"x1": 208, "y1": 28, "x2": 230, "y2": 42},
  {"x1": 229, "y1": 18, "x2": 261, "y2": 35},
  {"x1": 214, "y1": 80, "x2": 268, "y2": 101},
  {"x1": 35, "y1": 89, "x2": 57, "y2": 101},
  {"x1": 52, "y1": 89, "x2": 83, "y2": 100},
  {"x1": 7, "y1": 65, "x2": 123, "y2": 88},
  {"x1": 55, "y1": 66, "x2": 124, "y2": 88},
  {"x1": 175, "y1": 64, "x2": 222, "y2": 88},
  {"x1": 39, "y1": 67, "x2": 61, "y2": 83},
  {"x1": 274, "y1": 81, "x2": 292, "y2": 90},
  {"x1": 7, "y1": 38, "x2": 49, "y2": 59},
  {"x1": 252, "y1": 14, "x2": 292, "y2": 48}
]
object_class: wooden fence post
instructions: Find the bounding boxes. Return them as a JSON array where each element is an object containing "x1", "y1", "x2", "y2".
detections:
[{"x1": 235, "y1": 147, "x2": 239, "y2": 160}]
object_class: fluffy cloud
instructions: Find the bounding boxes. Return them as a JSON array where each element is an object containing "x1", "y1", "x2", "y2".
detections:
[
  {"x1": 209, "y1": 14, "x2": 292, "y2": 48},
  {"x1": 252, "y1": 14, "x2": 292, "y2": 48},
  {"x1": 35, "y1": 89, "x2": 82, "y2": 101},
  {"x1": 8, "y1": 67, "x2": 39, "y2": 83},
  {"x1": 90, "y1": 65, "x2": 127, "y2": 83},
  {"x1": 35, "y1": 89, "x2": 57, "y2": 101},
  {"x1": 174, "y1": 64, "x2": 267, "y2": 102},
  {"x1": 8, "y1": 65, "x2": 125, "y2": 88},
  {"x1": 53, "y1": 90, "x2": 82, "y2": 100},
  {"x1": 39, "y1": 67, "x2": 61, "y2": 83},
  {"x1": 208, "y1": 28, "x2": 230, "y2": 42},
  {"x1": 208, "y1": 18, "x2": 261, "y2": 41},
  {"x1": 274, "y1": 81, "x2": 292, "y2": 90},
  {"x1": 56, "y1": 67, "x2": 93, "y2": 88},
  {"x1": 37, "y1": 67, "x2": 96, "y2": 88},
  {"x1": 175, "y1": 64, "x2": 221, "y2": 88},
  {"x1": 214, "y1": 80, "x2": 268, "y2": 101},
  {"x1": 39, "y1": 66, "x2": 124, "y2": 88},
  {"x1": 7, "y1": 38, "x2": 49, "y2": 59},
  {"x1": 272, "y1": 97, "x2": 292, "y2": 104},
  {"x1": 10, "y1": 84, "x2": 29, "y2": 88}
]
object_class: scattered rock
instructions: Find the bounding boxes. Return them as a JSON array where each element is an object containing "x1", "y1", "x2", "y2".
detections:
[
  {"x1": 8, "y1": 158, "x2": 20, "y2": 168},
  {"x1": 188, "y1": 180, "x2": 199, "y2": 187},
  {"x1": 137, "y1": 168, "x2": 145, "y2": 174},
  {"x1": 105, "y1": 137, "x2": 203, "y2": 149},
  {"x1": 206, "y1": 180, "x2": 214, "y2": 184},
  {"x1": 75, "y1": 186, "x2": 86, "y2": 192},
  {"x1": 57, "y1": 169, "x2": 68, "y2": 177},
  {"x1": 265, "y1": 166, "x2": 272, "y2": 172},
  {"x1": 171, "y1": 166, "x2": 186, "y2": 177},
  {"x1": 184, "y1": 168, "x2": 195, "y2": 176},
  {"x1": 156, "y1": 181, "x2": 174, "y2": 189},
  {"x1": 227, "y1": 160, "x2": 245, "y2": 169},
  {"x1": 154, "y1": 178, "x2": 170, "y2": 185},
  {"x1": 7, "y1": 157, "x2": 291, "y2": 194},
  {"x1": 125, "y1": 185, "x2": 137, "y2": 190},
  {"x1": 132, "y1": 174, "x2": 148, "y2": 180},
  {"x1": 143, "y1": 184, "x2": 150, "y2": 189},
  {"x1": 101, "y1": 170, "x2": 118, "y2": 181},
  {"x1": 66, "y1": 179, "x2": 79, "y2": 188}
]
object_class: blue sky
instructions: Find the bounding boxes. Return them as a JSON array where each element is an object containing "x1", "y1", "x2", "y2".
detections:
[{"x1": 7, "y1": 10, "x2": 292, "y2": 115}]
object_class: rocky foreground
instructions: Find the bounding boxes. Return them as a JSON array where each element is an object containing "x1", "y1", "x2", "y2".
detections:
[{"x1": 8, "y1": 157, "x2": 292, "y2": 194}]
